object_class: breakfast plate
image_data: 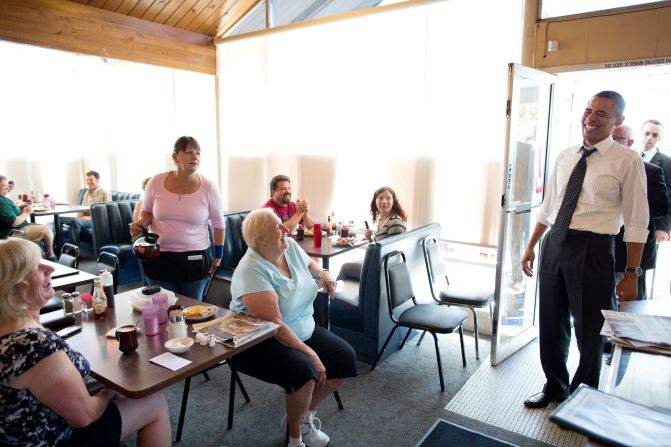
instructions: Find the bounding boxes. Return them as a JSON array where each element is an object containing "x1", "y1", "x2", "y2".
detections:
[
  {"x1": 183, "y1": 305, "x2": 216, "y2": 322},
  {"x1": 333, "y1": 237, "x2": 355, "y2": 247}
]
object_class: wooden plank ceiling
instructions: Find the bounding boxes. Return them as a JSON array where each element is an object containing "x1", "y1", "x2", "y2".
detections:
[{"x1": 68, "y1": 0, "x2": 260, "y2": 38}]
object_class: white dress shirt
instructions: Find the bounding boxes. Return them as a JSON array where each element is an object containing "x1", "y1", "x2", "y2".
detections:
[
  {"x1": 538, "y1": 137, "x2": 649, "y2": 243},
  {"x1": 640, "y1": 147, "x2": 657, "y2": 163}
]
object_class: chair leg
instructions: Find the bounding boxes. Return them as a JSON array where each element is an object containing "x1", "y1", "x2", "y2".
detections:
[
  {"x1": 399, "y1": 327, "x2": 413, "y2": 350},
  {"x1": 176, "y1": 376, "x2": 191, "y2": 442},
  {"x1": 202, "y1": 371, "x2": 210, "y2": 382},
  {"x1": 416, "y1": 330, "x2": 427, "y2": 346},
  {"x1": 430, "y1": 332, "x2": 445, "y2": 392},
  {"x1": 333, "y1": 390, "x2": 344, "y2": 410},
  {"x1": 458, "y1": 326, "x2": 467, "y2": 367},
  {"x1": 228, "y1": 368, "x2": 236, "y2": 430},
  {"x1": 371, "y1": 325, "x2": 400, "y2": 370},
  {"x1": 234, "y1": 369, "x2": 250, "y2": 403},
  {"x1": 471, "y1": 307, "x2": 480, "y2": 360}
]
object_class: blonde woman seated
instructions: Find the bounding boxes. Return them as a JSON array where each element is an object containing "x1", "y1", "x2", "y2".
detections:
[
  {"x1": 0, "y1": 238, "x2": 171, "y2": 447},
  {"x1": 229, "y1": 208, "x2": 357, "y2": 447}
]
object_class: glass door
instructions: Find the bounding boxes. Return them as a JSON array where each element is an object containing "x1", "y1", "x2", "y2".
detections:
[{"x1": 490, "y1": 63, "x2": 556, "y2": 365}]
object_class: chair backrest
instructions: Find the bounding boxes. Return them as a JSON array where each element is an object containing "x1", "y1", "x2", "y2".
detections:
[
  {"x1": 90, "y1": 201, "x2": 136, "y2": 255},
  {"x1": 423, "y1": 236, "x2": 448, "y2": 302},
  {"x1": 203, "y1": 269, "x2": 233, "y2": 309},
  {"x1": 6, "y1": 229, "x2": 26, "y2": 239},
  {"x1": 383, "y1": 251, "x2": 416, "y2": 322},
  {"x1": 222, "y1": 211, "x2": 250, "y2": 271},
  {"x1": 59, "y1": 243, "x2": 80, "y2": 269}
]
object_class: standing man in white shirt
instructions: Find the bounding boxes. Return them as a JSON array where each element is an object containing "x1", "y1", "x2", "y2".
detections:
[
  {"x1": 520, "y1": 91, "x2": 649, "y2": 408},
  {"x1": 639, "y1": 120, "x2": 671, "y2": 243}
]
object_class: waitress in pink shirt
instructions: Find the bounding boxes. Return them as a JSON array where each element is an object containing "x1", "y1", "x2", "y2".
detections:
[{"x1": 131, "y1": 136, "x2": 226, "y2": 300}]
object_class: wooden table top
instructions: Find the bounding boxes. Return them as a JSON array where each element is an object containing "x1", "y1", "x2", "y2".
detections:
[
  {"x1": 31, "y1": 204, "x2": 89, "y2": 216},
  {"x1": 66, "y1": 289, "x2": 276, "y2": 398},
  {"x1": 43, "y1": 259, "x2": 97, "y2": 291},
  {"x1": 293, "y1": 234, "x2": 368, "y2": 259}
]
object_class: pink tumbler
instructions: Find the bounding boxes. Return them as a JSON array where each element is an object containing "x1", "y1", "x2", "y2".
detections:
[
  {"x1": 313, "y1": 224, "x2": 322, "y2": 248},
  {"x1": 141, "y1": 303, "x2": 159, "y2": 336},
  {"x1": 152, "y1": 293, "x2": 169, "y2": 325}
]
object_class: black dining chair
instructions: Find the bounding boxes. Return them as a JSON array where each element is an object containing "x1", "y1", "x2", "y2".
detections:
[
  {"x1": 422, "y1": 237, "x2": 494, "y2": 359},
  {"x1": 371, "y1": 250, "x2": 468, "y2": 392},
  {"x1": 58, "y1": 243, "x2": 80, "y2": 269},
  {"x1": 96, "y1": 251, "x2": 119, "y2": 294}
]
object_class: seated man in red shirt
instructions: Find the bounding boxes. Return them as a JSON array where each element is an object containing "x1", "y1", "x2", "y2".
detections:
[{"x1": 262, "y1": 175, "x2": 314, "y2": 232}]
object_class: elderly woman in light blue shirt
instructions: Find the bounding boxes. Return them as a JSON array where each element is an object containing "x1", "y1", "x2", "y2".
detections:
[{"x1": 229, "y1": 208, "x2": 357, "y2": 447}]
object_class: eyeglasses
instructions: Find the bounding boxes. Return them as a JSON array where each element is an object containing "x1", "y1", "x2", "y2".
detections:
[{"x1": 613, "y1": 136, "x2": 630, "y2": 143}]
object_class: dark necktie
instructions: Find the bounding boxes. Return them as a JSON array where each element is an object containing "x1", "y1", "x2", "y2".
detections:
[
  {"x1": 641, "y1": 152, "x2": 645, "y2": 159},
  {"x1": 550, "y1": 147, "x2": 597, "y2": 245}
]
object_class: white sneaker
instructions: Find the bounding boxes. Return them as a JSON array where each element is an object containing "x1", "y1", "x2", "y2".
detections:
[
  {"x1": 279, "y1": 411, "x2": 330, "y2": 447},
  {"x1": 301, "y1": 410, "x2": 330, "y2": 447}
]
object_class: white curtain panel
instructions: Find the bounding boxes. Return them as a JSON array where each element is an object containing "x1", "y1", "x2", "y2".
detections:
[
  {"x1": 0, "y1": 41, "x2": 217, "y2": 205},
  {"x1": 217, "y1": 0, "x2": 524, "y2": 245}
]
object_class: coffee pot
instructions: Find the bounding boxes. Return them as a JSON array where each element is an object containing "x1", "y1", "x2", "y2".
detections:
[{"x1": 132, "y1": 227, "x2": 160, "y2": 260}]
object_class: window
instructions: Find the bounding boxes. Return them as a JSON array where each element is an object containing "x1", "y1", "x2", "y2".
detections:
[{"x1": 541, "y1": 0, "x2": 660, "y2": 19}]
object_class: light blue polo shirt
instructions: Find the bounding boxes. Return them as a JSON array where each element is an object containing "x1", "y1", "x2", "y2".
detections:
[{"x1": 230, "y1": 238, "x2": 317, "y2": 341}]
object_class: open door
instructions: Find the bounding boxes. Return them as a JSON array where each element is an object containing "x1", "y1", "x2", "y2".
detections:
[{"x1": 491, "y1": 63, "x2": 556, "y2": 365}]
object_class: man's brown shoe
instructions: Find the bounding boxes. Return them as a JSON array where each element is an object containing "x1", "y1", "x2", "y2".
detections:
[{"x1": 523, "y1": 392, "x2": 568, "y2": 409}]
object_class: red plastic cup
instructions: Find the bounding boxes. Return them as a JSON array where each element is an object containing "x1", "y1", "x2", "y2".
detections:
[{"x1": 313, "y1": 224, "x2": 322, "y2": 248}]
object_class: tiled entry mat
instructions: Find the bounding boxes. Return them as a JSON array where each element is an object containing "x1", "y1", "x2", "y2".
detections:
[{"x1": 444, "y1": 341, "x2": 593, "y2": 447}]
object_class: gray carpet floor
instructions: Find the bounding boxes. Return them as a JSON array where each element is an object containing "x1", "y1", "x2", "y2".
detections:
[{"x1": 73, "y1": 258, "x2": 553, "y2": 447}]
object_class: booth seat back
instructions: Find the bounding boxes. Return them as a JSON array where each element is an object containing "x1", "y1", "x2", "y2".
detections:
[
  {"x1": 330, "y1": 223, "x2": 441, "y2": 364},
  {"x1": 76, "y1": 189, "x2": 140, "y2": 204},
  {"x1": 90, "y1": 201, "x2": 141, "y2": 284}
]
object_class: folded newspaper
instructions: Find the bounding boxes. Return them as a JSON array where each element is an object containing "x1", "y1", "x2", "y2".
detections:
[
  {"x1": 600, "y1": 310, "x2": 671, "y2": 355},
  {"x1": 192, "y1": 312, "x2": 278, "y2": 348}
]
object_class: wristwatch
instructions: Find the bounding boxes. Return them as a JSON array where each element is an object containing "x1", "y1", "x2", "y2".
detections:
[{"x1": 625, "y1": 267, "x2": 643, "y2": 277}]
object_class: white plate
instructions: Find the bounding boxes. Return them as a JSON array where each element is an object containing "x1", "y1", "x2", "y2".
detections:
[
  {"x1": 164, "y1": 337, "x2": 194, "y2": 354},
  {"x1": 182, "y1": 305, "x2": 216, "y2": 322},
  {"x1": 130, "y1": 289, "x2": 177, "y2": 312}
]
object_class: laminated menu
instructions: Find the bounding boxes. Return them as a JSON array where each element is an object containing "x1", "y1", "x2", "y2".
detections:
[
  {"x1": 550, "y1": 384, "x2": 671, "y2": 446},
  {"x1": 192, "y1": 312, "x2": 278, "y2": 348}
]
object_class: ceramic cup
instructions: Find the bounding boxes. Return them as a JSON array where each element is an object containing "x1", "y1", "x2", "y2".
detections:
[{"x1": 116, "y1": 325, "x2": 139, "y2": 353}]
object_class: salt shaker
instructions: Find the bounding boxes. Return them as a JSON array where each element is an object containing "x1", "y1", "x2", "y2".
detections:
[{"x1": 208, "y1": 334, "x2": 216, "y2": 347}]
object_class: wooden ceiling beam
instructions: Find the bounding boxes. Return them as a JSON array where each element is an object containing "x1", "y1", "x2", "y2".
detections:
[{"x1": 0, "y1": 0, "x2": 216, "y2": 74}]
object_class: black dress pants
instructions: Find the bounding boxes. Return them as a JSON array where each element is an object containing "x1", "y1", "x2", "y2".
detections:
[{"x1": 538, "y1": 230, "x2": 614, "y2": 397}]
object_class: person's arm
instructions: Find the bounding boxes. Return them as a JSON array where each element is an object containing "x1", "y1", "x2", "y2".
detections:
[
  {"x1": 283, "y1": 200, "x2": 310, "y2": 232},
  {"x1": 242, "y1": 291, "x2": 326, "y2": 386},
  {"x1": 209, "y1": 227, "x2": 225, "y2": 273},
  {"x1": 132, "y1": 200, "x2": 143, "y2": 224},
  {"x1": 11, "y1": 203, "x2": 32, "y2": 227},
  {"x1": 11, "y1": 350, "x2": 114, "y2": 428},
  {"x1": 521, "y1": 222, "x2": 548, "y2": 277},
  {"x1": 650, "y1": 166, "x2": 671, "y2": 243},
  {"x1": 130, "y1": 210, "x2": 153, "y2": 238},
  {"x1": 308, "y1": 259, "x2": 336, "y2": 299},
  {"x1": 618, "y1": 154, "x2": 650, "y2": 301},
  {"x1": 616, "y1": 242, "x2": 644, "y2": 302}
]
